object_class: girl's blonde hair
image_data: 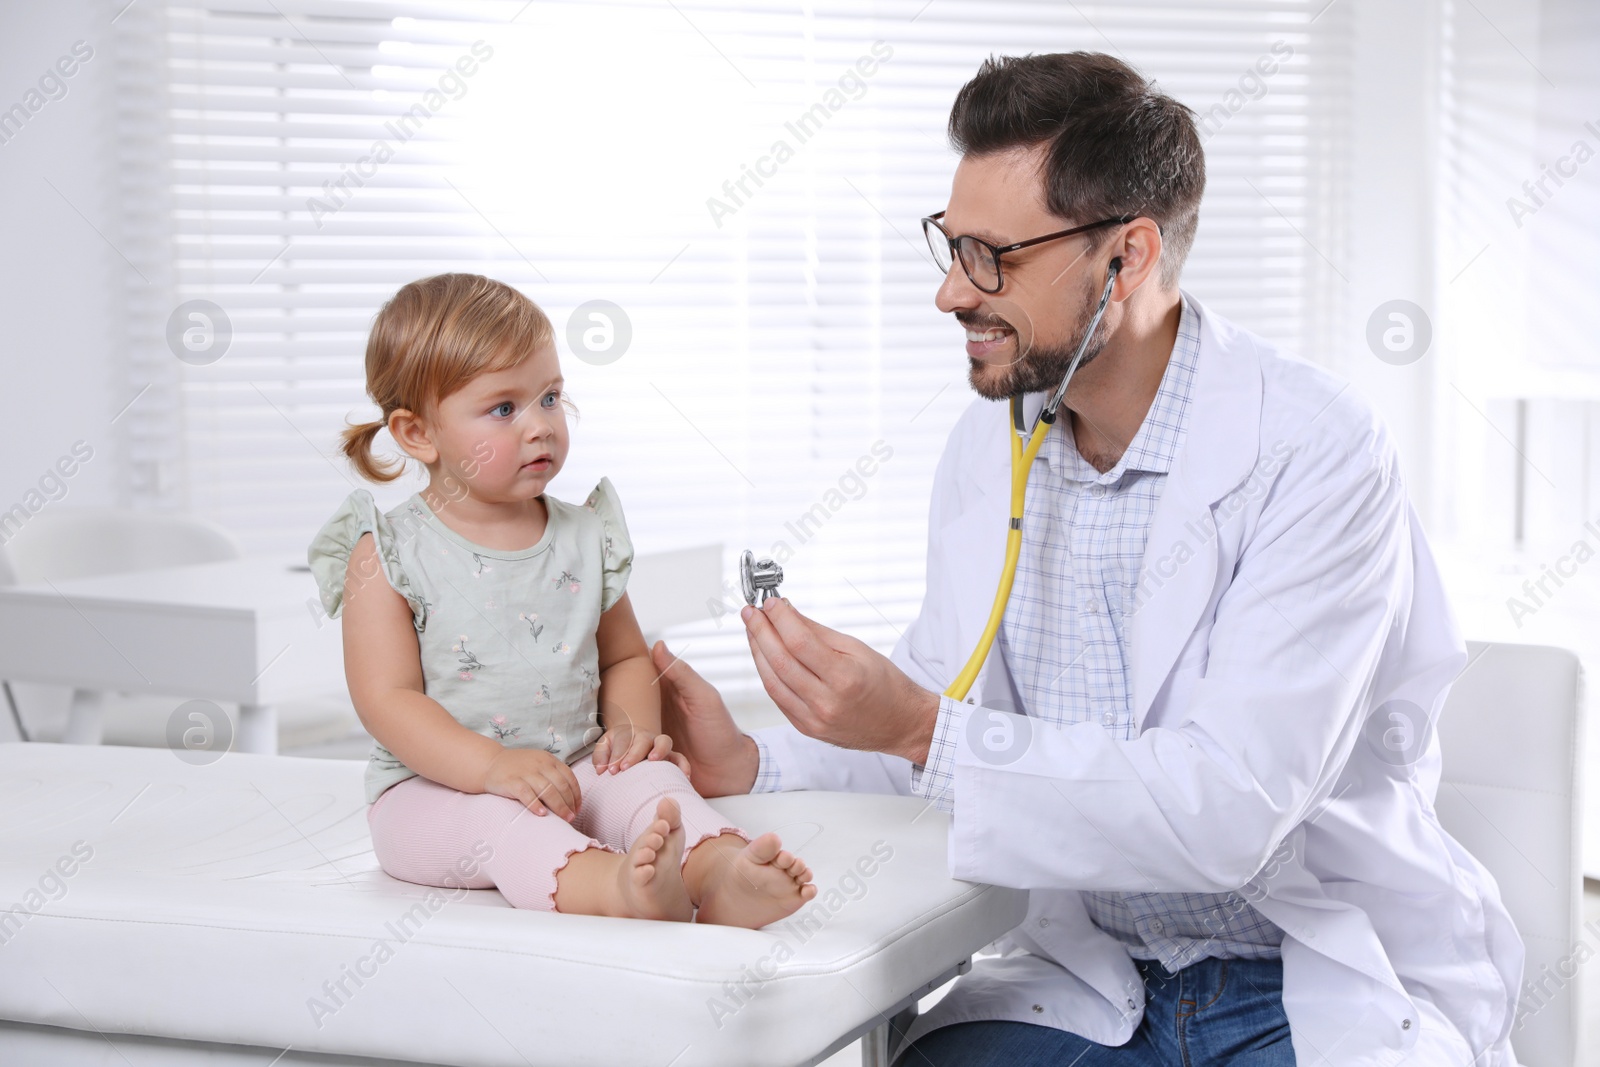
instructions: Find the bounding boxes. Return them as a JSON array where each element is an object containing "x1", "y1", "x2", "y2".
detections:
[{"x1": 340, "y1": 273, "x2": 575, "y2": 483}]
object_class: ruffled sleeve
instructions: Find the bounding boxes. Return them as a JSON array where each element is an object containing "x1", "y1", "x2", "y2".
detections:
[
  {"x1": 306, "y1": 489, "x2": 428, "y2": 631},
  {"x1": 582, "y1": 476, "x2": 635, "y2": 613}
]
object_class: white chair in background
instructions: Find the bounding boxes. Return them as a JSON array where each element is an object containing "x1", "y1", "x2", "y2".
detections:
[
  {"x1": 0, "y1": 507, "x2": 241, "y2": 744},
  {"x1": 1435, "y1": 640, "x2": 1586, "y2": 1067}
]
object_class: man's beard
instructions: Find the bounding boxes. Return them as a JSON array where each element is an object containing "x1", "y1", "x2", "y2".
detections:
[{"x1": 963, "y1": 272, "x2": 1112, "y2": 401}]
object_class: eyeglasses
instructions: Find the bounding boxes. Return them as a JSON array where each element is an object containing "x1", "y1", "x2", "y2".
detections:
[{"x1": 920, "y1": 210, "x2": 1137, "y2": 294}]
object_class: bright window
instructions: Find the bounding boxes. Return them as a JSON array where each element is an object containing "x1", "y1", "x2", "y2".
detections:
[{"x1": 116, "y1": 0, "x2": 1355, "y2": 702}]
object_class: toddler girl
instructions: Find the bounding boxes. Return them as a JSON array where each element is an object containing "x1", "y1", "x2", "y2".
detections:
[{"x1": 307, "y1": 272, "x2": 816, "y2": 926}]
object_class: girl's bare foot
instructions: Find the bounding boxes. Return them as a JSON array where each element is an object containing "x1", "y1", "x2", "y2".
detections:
[
  {"x1": 614, "y1": 797, "x2": 693, "y2": 922},
  {"x1": 693, "y1": 832, "x2": 817, "y2": 929}
]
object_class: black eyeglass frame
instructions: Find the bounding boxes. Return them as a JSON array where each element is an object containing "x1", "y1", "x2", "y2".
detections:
[{"x1": 921, "y1": 210, "x2": 1151, "y2": 293}]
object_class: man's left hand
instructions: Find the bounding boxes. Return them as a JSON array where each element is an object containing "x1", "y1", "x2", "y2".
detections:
[{"x1": 741, "y1": 597, "x2": 937, "y2": 765}]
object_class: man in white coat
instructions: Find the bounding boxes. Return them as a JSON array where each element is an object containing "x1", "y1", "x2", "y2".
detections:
[{"x1": 649, "y1": 51, "x2": 1522, "y2": 1066}]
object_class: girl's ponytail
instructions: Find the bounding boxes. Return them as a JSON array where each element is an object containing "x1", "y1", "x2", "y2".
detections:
[{"x1": 339, "y1": 416, "x2": 405, "y2": 483}]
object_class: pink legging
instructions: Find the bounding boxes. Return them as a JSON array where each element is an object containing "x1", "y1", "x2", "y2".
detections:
[{"x1": 366, "y1": 756, "x2": 750, "y2": 913}]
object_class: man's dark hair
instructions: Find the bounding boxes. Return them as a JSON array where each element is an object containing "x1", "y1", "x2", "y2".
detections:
[{"x1": 947, "y1": 52, "x2": 1205, "y2": 288}]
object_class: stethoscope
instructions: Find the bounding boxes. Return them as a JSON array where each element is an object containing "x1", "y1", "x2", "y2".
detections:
[{"x1": 741, "y1": 255, "x2": 1123, "y2": 703}]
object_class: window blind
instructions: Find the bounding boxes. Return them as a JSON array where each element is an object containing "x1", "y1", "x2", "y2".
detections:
[
  {"x1": 1436, "y1": 0, "x2": 1600, "y2": 559},
  {"x1": 115, "y1": 0, "x2": 1354, "y2": 705}
]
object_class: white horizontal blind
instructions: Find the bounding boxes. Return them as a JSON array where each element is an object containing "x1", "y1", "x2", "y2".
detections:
[
  {"x1": 116, "y1": 0, "x2": 1352, "y2": 705},
  {"x1": 1436, "y1": 0, "x2": 1600, "y2": 560}
]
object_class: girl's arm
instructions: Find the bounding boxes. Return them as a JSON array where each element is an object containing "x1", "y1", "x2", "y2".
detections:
[
  {"x1": 594, "y1": 592, "x2": 660, "y2": 734},
  {"x1": 342, "y1": 531, "x2": 503, "y2": 793}
]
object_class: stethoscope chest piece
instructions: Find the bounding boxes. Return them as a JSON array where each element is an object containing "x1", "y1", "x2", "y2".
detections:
[{"x1": 740, "y1": 549, "x2": 784, "y2": 606}]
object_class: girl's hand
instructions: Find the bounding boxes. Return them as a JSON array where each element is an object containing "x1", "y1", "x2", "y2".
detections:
[
  {"x1": 484, "y1": 747, "x2": 582, "y2": 821},
  {"x1": 592, "y1": 721, "x2": 691, "y2": 778}
]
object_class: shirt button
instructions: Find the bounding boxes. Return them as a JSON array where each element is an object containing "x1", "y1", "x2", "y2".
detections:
[
  {"x1": 1148, "y1": 919, "x2": 1164, "y2": 934},
  {"x1": 1101, "y1": 711, "x2": 1116, "y2": 726},
  {"x1": 1038, "y1": 918, "x2": 1049, "y2": 927},
  {"x1": 1032, "y1": 1004, "x2": 1044, "y2": 1014},
  {"x1": 1402, "y1": 1019, "x2": 1411, "y2": 1031}
]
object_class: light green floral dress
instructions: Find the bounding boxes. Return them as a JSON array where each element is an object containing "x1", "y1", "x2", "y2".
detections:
[{"x1": 306, "y1": 478, "x2": 634, "y2": 804}]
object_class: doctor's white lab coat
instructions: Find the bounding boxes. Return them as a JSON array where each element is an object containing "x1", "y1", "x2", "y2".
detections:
[{"x1": 751, "y1": 291, "x2": 1523, "y2": 1066}]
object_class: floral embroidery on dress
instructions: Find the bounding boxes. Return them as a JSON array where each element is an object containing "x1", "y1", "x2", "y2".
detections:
[
  {"x1": 452, "y1": 636, "x2": 483, "y2": 680},
  {"x1": 551, "y1": 640, "x2": 571, "y2": 656},
  {"x1": 531, "y1": 683, "x2": 551, "y2": 705},
  {"x1": 470, "y1": 552, "x2": 492, "y2": 579},
  {"x1": 603, "y1": 529, "x2": 615, "y2": 560},
  {"x1": 554, "y1": 569, "x2": 581, "y2": 594},
  {"x1": 541, "y1": 726, "x2": 562, "y2": 754},
  {"x1": 518, "y1": 611, "x2": 544, "y2": 639},
  {"x1": 580, "y1": 665, "x2": 597, "y2": 691},
  {"x1": 488, "y1": 714, "x2": 520, "y2": 741}
]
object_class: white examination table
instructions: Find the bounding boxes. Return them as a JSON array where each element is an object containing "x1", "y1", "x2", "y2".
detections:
[{"x1": 0, "y1": 742, "x2": 1026, "y2": 1066}]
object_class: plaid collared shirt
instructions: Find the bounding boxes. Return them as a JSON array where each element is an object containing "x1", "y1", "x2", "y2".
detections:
[{"x1": 752, "y1": 295, "x2": 1284, "y2": 971}]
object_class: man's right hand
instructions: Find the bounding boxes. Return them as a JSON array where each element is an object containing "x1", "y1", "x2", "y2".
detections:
[{"x1": 651, "y1": 640, "x2": 759, "y2": 797}]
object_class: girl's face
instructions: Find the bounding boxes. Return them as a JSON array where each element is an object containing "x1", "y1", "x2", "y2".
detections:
[{"x1": 423, "y1": 341, "x2": 570, "y2": 503}]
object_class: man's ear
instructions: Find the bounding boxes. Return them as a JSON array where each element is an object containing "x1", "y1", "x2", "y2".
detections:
[
  {"x1": 1109, "y1": 217, "x2": 1165, "y2": 300},
  {"x1": 387, "y1": 408, "x2": 439, "y2": 465}
]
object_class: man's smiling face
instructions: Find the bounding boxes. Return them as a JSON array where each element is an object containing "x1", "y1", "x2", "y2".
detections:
[{"x1": 932, "y1": 144, "x2": 1119, "y2": 401}]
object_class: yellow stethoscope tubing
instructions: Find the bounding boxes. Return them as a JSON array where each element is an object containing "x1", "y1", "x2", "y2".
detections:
[
  {"x1": 939, "y1": 259, "x2": 1121, "y2": 703},
  {"x1": 942, "y1": 395, "x2": 1053, "y2": 701}
]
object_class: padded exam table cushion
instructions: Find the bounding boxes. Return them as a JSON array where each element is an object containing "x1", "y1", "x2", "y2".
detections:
[{"x1": 0, "y1": 742, "x2": 1025, "y2": 1066}]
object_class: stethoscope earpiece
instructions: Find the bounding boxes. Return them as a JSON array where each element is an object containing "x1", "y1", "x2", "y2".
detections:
[{"x1": 1036, "y1": 257, "x2": 1123, "y2": 424}]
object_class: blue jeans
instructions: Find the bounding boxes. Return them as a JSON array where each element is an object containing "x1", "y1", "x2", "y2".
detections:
[{"x1": 891, "y1": 957, "x2": 1295, "y2": 1066}]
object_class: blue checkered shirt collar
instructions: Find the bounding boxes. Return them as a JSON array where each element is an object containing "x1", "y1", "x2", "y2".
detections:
[{"x1": 1040, "y1": 293, "x2": 1201, "y2": 483}]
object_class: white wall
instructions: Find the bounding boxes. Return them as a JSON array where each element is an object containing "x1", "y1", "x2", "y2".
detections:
[
  {"x1": 0, "y1": 1, "x2": 124, "y2": 517},
  {"x1": 1340, "y1": 0, "x2": 1443, "y2": 528},
  {"x1": 0, "y1": 0, "x2": 125, "y2": 741}
]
